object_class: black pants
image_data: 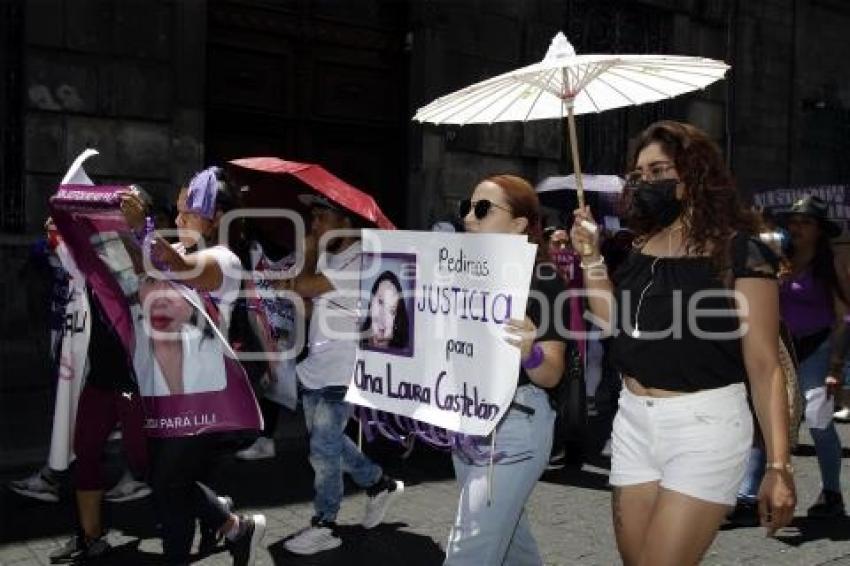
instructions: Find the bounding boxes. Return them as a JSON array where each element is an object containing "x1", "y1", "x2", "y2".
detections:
[
  {"x1": 259, "y1": 396, "x2": 281, "y2": 438},
  {"x1": 149, "y1": 435, "x2": 231, "y2": 565}
]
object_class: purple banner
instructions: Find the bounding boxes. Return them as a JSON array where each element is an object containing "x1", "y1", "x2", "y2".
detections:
[{"x1": 50, "y1": 185, "x2": 262, "y2": 438}]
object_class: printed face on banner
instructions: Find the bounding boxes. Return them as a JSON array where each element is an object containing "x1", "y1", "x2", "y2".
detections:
[
  {"x1": 134, "y1": 278, "x2": 227, "y2": 397},
  {"x1": 359, "y1": 254, "x2": 416, "y2": 357},
  {"x1": 139, "y1": 277, "x2": 194, "y2": 334},
  {"x1": 346, "y1": 231, "x2": 537, "y2": 437}
]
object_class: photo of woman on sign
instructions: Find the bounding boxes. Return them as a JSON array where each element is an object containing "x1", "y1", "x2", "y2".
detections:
[
  {"x1": 360, "y1": 270, "x2": 410, "y2": 351},
  {"x1": 133, "y1": 277, "x2": 227, "y2": 397}
]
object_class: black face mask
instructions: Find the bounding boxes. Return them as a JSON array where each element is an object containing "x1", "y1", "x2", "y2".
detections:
[{"x1": 627, "y1": 179, "x2": 682, "y2": 229}]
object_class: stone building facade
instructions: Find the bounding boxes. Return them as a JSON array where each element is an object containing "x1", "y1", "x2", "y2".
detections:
[{"x1": 1, "y1": 0, "x2": 849, "y2": 464}]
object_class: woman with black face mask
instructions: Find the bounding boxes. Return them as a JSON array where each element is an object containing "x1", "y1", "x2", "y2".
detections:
[{"x1": 571, "y1": 120, "x2": 796, "y2": 566}]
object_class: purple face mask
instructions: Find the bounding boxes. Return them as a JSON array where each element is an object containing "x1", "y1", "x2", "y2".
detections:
[{"x1": 184, "y1": 167, "x2": 220, "y2": 220}]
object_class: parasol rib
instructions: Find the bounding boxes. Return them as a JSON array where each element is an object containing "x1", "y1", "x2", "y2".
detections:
[
  {"x1": 599, "y1": 68, "x2": 681, "y2": 99},
  {"x1": 488, "y1": 71, "x2": 551, "y2": 123},
  {"x1": 593, "y1": 74, "x2": 640, "y2": 106},
  {"x1": 421, "y1": 76, "x2": 522, "y2": 124},
  {"x1": 415, "y1": 77, "x2": 516, "y2": 122},
  {"x1": 522, "y1": 68, "x2": 558, "y2": 122},
  {"x1": 611, "y1": 68, "x2": 705, "y2": 91}
]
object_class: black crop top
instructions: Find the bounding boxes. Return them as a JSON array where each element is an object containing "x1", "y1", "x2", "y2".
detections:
[
  {"x1": 518, "y1": 262, "x2": 569, "y2": 387},
  {"x1": 609, "y1": 233, "x2": 779, "y2": 392}
]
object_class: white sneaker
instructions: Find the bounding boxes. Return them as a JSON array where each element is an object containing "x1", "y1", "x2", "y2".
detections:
[
  {"x1": 104, "y1": 471, "x2": 151, "y2": 503},
  {"x1": 362, "y1": 478, "x2": 404, "y2": 529},
  {"x1": 835, "y1": 407, "x2": 850, "y2": 423},
  {"x1": 284, "y1": 522, "x2": 342, "y2": 555},
  {"x1": 8, "y1": 469, "x2": 59, "y2": 503},
  {"x1": 235, "y1": 437, "x2": 276, "y2": 461}
]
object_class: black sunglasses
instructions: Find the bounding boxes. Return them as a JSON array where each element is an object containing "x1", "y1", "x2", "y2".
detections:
[{"x1": 458, "y1": 199, "x2": 512, "y2": 220}]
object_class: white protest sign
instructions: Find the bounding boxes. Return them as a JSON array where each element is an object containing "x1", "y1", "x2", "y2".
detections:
[
  {"x1": 345, "y1": 230, "x2": 537, "y2": 436},
  {"x1": 46, "y1": 149, "x2": 99, "y2": 470}
]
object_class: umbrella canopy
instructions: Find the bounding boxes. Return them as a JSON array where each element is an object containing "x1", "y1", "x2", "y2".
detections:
[
  {"x1": 536, "y1": 174, "x2": 624, "y2": 217},
  {"x1": 226, "y1": 157, "x2": 396, "y2": 230},
  {"x1": 413, "y1": 32, "x2": 729, "y2": 125},
  {"x1": 536, "y1": 174, "x2": 624, "y2": 196},
  {"x1": 536, "y1": 175, "x2": 625, "y2": 230}
]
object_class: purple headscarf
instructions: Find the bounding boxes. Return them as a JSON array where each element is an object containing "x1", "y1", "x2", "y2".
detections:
[{"x1": 184, "y1": 167, "x2": 221, "y2": 220}]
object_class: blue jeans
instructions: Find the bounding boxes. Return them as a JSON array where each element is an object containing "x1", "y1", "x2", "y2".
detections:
[
  {"x1": 739, "y1": 339, "x2": 842, "y2": 499},
  {"x1": 302, "y1": 386, "x2": 383, "y2": 522},
  {"x1": 445, "y1": 384, "x2": 556, "y2": 566}
]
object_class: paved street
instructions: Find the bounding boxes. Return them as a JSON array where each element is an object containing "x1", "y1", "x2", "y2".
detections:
[{"x1": 3, "y1": 414, "x2": 850, "y2": 566}]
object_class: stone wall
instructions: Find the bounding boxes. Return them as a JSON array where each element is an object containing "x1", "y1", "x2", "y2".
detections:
[
  {"x1": 0, "y1": 0, "x2": 206, "y2": 465},
  {"x1": 729, "y1": 0, "x2": 850, "y2": 193},
  {"x1": 406, "y1": 0, "x2": 565, "y2": 229},
  {"x1": 22, "y1": 0, "x2": 206, "y2": 228}
]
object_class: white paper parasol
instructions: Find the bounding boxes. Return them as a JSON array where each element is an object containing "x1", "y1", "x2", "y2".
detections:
[{"x1": 414, "y1": 32, "x2": 729, "y2": 212}]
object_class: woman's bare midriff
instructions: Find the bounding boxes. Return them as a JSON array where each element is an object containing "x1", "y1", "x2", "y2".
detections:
[{"x1": 623, "y1": 376, "x2": 686, "y2": 398}]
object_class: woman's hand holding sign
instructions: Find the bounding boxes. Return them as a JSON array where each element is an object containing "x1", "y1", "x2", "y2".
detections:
[
  {"x1": 504, "y1": 317, "x2": 565, "y2": 389},
  {"x1": 117, "y1": 188, "x2": 193, "y2": 280},
  {"x1": 118, "y1": 188, "x2": 147, "y2": 231},
  {"x1": 504, "y1": 317, "x2": 536, "y2": 360}
]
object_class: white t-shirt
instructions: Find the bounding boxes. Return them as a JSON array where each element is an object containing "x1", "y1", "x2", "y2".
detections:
[
  {"x1": 296, "y1": 240, "x2": 362, "y2": 390},
  {"x1": 173, "y1": 243, "x2": 243, "y2": 330}
]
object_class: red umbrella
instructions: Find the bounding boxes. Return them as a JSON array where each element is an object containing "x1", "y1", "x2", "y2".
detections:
[{"x1": 226, "y1": 157, "x2": 396, "y2": 230}]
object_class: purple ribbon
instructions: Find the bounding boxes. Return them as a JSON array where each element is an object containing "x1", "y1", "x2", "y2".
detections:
[{"x1": 354, "y1": 407, "x2": 507, "y2": 464}]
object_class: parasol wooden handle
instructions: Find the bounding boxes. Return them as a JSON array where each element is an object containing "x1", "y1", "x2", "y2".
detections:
[{"x1": 565, "y1": 102, "x2": 594, "y2": 257}]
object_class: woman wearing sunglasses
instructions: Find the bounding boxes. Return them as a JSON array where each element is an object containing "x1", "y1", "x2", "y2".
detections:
[
  {"x1": 572, "y1": 121, "x2": 796, "y2": 565},
  {"x1": 444, "y1": 175, "x2": 568, "y2": 566}
]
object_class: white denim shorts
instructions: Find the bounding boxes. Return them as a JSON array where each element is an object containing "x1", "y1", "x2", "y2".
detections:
[{"x1": 609, "y1": 382, "x2": 753, "y2": 505}]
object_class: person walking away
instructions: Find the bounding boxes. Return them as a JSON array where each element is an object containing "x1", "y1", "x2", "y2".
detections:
[{"x1": 279, "y1": 196, "x2": 404, "y2": 556}]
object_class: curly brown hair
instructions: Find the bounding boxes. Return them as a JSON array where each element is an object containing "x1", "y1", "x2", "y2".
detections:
[{"x1": 624, "y1": 120, "x2": 761, "y2": 270}]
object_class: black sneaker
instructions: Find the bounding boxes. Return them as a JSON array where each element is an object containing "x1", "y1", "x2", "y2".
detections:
[
  {"x1": 49, "y1": 534, "x2": 110, "y2": 564},
  {"x1": 546, "y1": 449, "x2": 566, "y2": 471},
  {"x1": 725, "y1": 499, "x2": 760, "y2": 528},
  {"x1": 198, "y1": 496, "x2": 234, "y2": 555},
  {"x1": 807, "y1": 490, "x2": 846, "y2": 518},
  {"x1": 229, "y1": 514, "x2": 266, "y2": 566}
]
